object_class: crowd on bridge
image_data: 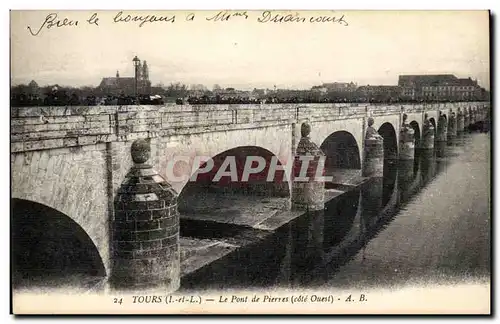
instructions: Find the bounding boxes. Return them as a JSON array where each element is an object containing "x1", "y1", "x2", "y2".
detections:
[
  {"x1": 11, "y1": 88, "x2": 488, "y2": 107},
  {"x1": 179, "y1": 95, "x2": 482, "y2": 105},
  {"x1": 10, "y1": 88, "x2": 165, "y2": 107}
]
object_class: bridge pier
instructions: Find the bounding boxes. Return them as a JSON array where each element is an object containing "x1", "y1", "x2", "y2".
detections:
[
  {"x1": 421, "y1": 113, "x2": 435, "y2": 152},
  {"x1": 457, "y1": 108, "x2": 465, "y2": 134},
  {"x1": 291, "y1": 122, "x2": 325, "y2": 267},
  {"x1": 469, "y1": 107, "x2": 476, "y2": 125},
  {"x1": 110, "y1": 139, "x2": 180, "y2": 294},
  {"x1": 292, "y1": 122, "x2": 326, "y2": 212},
  {"x1": 436, "y1": 112, "x2": 448, "y2": 158},
  {"x1": 447, "y1": 112, "x2": 457, "y2": 145},
  {"x1": 399, "y1": 114, "x2": 415, "y2": 161},
  {"x1": 362, "y1": 118, "x2": 384, "y2": 178},
  {"x1": 363, "y1": 138, "x2": 384, "y2": 178},
  {"x1": 464, "y1": 110, "x2": 470, "y2": 130}
]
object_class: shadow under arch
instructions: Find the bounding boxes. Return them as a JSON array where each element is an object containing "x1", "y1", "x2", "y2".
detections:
[
  {"x1": 178, "y1": 146, "x2": 291, "y2": 236},
  {"x1": 377, "y1": 122, "x2": 398, "y2": 207},
  {"x1": 429, "y1": 118, "x2": 437, "y2": 131},
  {"x1": 11, "y1": 198, "x2": 106, "y2": 289},
  {"x1": 377, "y1": 122, "x2": 398, "y2": 161},
  {"x1": 319, "y1": 130, "x2": 361, "y2": 188},
  {"x1": 439, "y1": 114, "x2": 448, "y2": 132},
  {"x1": 320, "y1": 131, "x2": 361, "y2": 170}
]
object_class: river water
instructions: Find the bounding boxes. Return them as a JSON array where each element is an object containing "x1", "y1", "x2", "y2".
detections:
[{"x1": 316, "y1": 131, "x2": 491, "y2": 289}]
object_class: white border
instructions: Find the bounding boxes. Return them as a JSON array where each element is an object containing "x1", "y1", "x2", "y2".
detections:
[{"x1": 2, "y1": 1, "x2": 498, "y2": 323}]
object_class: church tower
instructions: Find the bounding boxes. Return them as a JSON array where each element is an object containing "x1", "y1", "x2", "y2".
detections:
[
  {"x1": 137, "y1": 61, "x2": 143, "y2": 81},
  {"x1": 142, "y1": 61, "x2": 149, "y2": 81}
]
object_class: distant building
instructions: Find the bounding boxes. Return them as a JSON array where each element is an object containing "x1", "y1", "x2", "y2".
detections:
[
  {"x1": 421, "y1": 77, "x2": 480, "y2": 101},
  {"x1": 311, "y1": 82, "x2": 357, "y2": 94},
  {"x1": 356, "y1": 85, "x2": 402, "y2": 98},
  {"x1": 213, "y1": 87, "x2": 255, "y2": 99},
  {"x1": 398, "y1": 74, "x2": 483, "y2": 101},
  {"x1": 98, "y1": 59, "x2": 151, "y2": 96}
]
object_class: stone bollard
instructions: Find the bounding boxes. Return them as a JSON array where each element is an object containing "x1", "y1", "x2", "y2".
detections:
[
  {"x1": 399, "y1": 113, "x2": 415, "y2": 161},
  {"x1": 292, "y1": 122, "x2": 326, "y2": 211},
  {"x1": 110, "y1": 139, "x2": 180, "y2": 293},
  {"x1": 362, "y1": 117, "x2": 384, "y2": 178},
  {"x1": 421, "y1": 113, "x2": 435, "y2": 151}
]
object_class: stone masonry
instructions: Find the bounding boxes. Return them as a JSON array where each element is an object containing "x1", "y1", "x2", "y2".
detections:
[{"x1": 111, "y1": 139, "x2": 180, "y2": 292}]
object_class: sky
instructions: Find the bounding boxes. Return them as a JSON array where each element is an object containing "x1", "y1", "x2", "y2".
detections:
[{"x1": 10, "y1": 10, "x2": 490, "y2": 90}]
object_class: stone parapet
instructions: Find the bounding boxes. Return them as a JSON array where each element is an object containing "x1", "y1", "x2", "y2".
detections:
[{"x1": 11, "y1": 101, "x2": 489, "y2": 154}]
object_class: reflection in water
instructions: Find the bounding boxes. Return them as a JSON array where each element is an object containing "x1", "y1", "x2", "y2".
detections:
[
  {"x1": 321, "y1": 132, "x2": 489, "y2": 289},
  {"x1": 323, "y1": 189, "x2": 360, "y2": 249},
  {"x1": 292, "y1": 210, "x2": 325, "y2": 269},
  {"x1": 420, "y1": 149, "x2": 436, "y2": 185},
  {"x1": 361, "y1": 178, "x2": 383, "y2": 234},
  {"x1": 398, "y1": 159, "x2": 415, "y2": 204},
  {"x1": 382, "y1": 159, "x2": 397, "y2": 208},
  {"x1": 413, "y1": 147, "x2": 421, "y2": 175},
  {"x1": 436, "y1": 140, "x2": 447, "y2": 158}
]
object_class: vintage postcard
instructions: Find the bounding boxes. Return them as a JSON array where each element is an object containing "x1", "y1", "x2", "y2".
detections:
[{"x1": 10, "y1": 9, "x2": 491, "y2": 315}]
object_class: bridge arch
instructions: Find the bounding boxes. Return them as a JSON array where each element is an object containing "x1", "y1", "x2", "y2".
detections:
[
  {"x1": 177, "y1": 146, "x2": 291, "y2": 232},
  {"x1": 377, "y1": 122, "x2": 398, "y2": 160},
  {"x1": 11, "y1": 198, "x2": 106, "y2": 289},
  {"x1": 320, "y1": 131, "x2": 361, "y2": 175}
]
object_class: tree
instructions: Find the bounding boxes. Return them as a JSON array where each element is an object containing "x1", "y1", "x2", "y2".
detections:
[
  {"x1": 165, "y1": 82, "x2": 188, "y2": 98},
  {"x1": 190, "y1": 84, "x2": 208, "y2": 91}
]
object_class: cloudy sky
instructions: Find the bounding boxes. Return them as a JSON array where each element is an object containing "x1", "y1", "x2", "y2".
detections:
[{"x1": 10, "y1": 10, "x2": 490, "y2": 90}]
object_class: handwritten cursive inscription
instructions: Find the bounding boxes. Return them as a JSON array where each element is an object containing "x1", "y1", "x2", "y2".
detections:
[
  {"x1": 257, "y1": 11, "x2": 349, "y2": 26},
  {"x1": 25, "y1": 10, "x2": 350, "y2": 37},
  {"x1": 113, "y1": 11, "x2": 176, "y2": 27},
  {"x1": 27, "y1": 13, "x2": 79, "y2": 36},
  {"x1": 206, "y1": 11, "x2": 249, "y2": 22}
]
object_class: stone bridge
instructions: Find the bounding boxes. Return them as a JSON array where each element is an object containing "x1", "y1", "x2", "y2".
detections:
[{"x1": 10, "y1": 101, "x2": 489, "y2": 292}]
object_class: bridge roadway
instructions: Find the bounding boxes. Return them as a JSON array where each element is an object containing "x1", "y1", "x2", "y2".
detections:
[{"x1": 10, "y1": 101, "x2": 489, "y2": 292}]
